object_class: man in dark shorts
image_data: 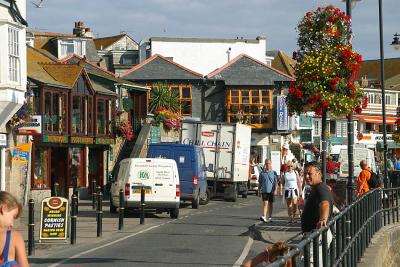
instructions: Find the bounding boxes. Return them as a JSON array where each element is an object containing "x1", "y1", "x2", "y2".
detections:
[{"x1": 259, "y1": 159, "x2": 279, "y2": 223}]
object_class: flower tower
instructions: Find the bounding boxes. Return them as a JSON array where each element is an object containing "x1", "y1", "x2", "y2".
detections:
[{"x1": 287, "y1": 6, "x2": 366, "y2": 180}]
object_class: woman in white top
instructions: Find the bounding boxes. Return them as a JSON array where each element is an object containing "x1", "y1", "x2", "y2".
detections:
[{"x1": 280, "y1": 161, "x2": 302, "y2": 223}]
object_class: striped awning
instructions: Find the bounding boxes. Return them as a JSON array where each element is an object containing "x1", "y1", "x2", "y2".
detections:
[{"x1": 354, "y1": 115, "x2": 396, "y2": 125}]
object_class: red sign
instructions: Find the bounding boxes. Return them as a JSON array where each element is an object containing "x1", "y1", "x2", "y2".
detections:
[{"x1": 201, "y1": 131, "x2": 214, "y2": 137}]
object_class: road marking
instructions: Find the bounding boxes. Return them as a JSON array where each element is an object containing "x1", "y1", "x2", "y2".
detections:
[
  {"x1": 48, "y1": 223, "x2": 163, "y2": 267},
  {"x1": 232, "y1": 233, "x2": 254, "y2": 267}
]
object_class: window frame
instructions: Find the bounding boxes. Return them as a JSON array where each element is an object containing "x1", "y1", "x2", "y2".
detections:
[
  {"x1": 42, "y1": 88, "x2": 68, "y2": 134},
  {"x1": 8, "y1": 26, "x2": 20, "y2": 83},
  {"x1": 225, "y1": 88, "x2": 273, "y2": 127}
]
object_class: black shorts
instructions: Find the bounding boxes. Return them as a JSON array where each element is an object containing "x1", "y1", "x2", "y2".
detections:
[{"x1": 262, "y1": 193, "x2": 274, "y2": 202}]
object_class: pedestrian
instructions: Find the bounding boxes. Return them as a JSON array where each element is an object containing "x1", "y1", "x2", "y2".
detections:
[
  {"x1": 356, "y1": 160, "x2": 371, "y2": 197},
  {"x1": 301, "y1": 161, "x2": 334, "y2": 267},
  {"x1": 259, "y1": 159, "x2": 279, "y2": 223},
  {"x1": 0, "y1": 191, "x2": 29, "y2": 267},
  {"x1": 243, "y1": 241, "x2": 291, "y2": 267},
  {"x1": 395, "y1": 155, "x2": 400, "y2": 171},
  {"x1": 280, "y1": 161, "x2": 302, "y2": 223}
]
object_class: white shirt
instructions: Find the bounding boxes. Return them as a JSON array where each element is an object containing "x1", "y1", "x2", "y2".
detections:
[{"x1": 284, "y1": 170, "x2": 298, "y2": 190}]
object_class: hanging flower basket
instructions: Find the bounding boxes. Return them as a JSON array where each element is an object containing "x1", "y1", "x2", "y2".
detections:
[
  {"x1": 153, "y1": 107, "x2": 182, "y2": 130},
  {"x1": 287, "y1": 5, "x2": 366, "y2": 117}
]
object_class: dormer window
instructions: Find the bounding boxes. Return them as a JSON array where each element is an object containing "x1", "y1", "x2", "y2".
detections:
[{"x1": 58, "y1": 39, "x2": 86, "y2": 58}]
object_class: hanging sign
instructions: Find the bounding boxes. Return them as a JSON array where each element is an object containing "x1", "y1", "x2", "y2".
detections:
[
  {"x1": 16, "y1": 115, "x2": 43, "y2": 135},
  {"x1": 39, "y1": 197, "x2": 69, "y2": 240},
  {"x1": 277, "y1": 96, "x2": 289, "y2": 131},
  {"x1": 12, "y1": 143, "x2": 31, "y2": 163}
]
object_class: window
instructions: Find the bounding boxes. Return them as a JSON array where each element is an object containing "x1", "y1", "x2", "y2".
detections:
[
  {"x1": 8, "y1": 27, "x2": 19, "y2": 82},
  {"x1": 97, "y1": 99, "x2": 106, "y2": 135},
  {"x1": 374, "y1": 94, "x2": 382, "y2": 104},
  {"x1": 386, "y1": 95, "x2": 391, "y2": 105},
  {"x1": 329, "y1": 120, "x2": 336, "y2": 135},
  {"x1": 226, "y1": 89, "x2": 272, "y2": 126},
  {"x1": 365, "y1": 123, "x2": 374, "y2": 132},
  {"x1": 313, "y1": 120, "x2": 320, "y2": 136},
  {"x1": 368, "y1": 93, "x2": 374, "y2": 104},
  {"x1": 33, "y1": 147, "x2": 49, "y2": 189},
  {"x1": 43, "y1": 90, "x2": 67, "y2": 133},
  {"x1": 336, "y1": 121, "x2": 348, "y2": 137},
  {"x1": 72, "y1": 96, "x2": 82, "y2": 133},
  {"x1": 149, "y1": 84, "x2": 193, "y2": 117},
  {"x1": 59, "y1": 39, "x2": 86, "y2": 58}
]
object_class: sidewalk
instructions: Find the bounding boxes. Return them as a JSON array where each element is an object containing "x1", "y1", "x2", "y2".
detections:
[
  {"x1": 13, "y1": 199, "x2": 169, "y2": 259},
  {"x1": 251, "y1": 195, "x2": 303, "y2": 244}
]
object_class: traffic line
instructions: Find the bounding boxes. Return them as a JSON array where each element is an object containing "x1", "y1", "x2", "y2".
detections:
[
  {"x1": 47, "y1": 223, "x2": 164, "y2": 267},
  {"x1": 232, "y1": 233, "x2": 254, "y2": 267}
]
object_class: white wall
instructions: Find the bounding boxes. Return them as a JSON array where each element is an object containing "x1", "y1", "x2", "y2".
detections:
[{"x1": 143, "y1": 37, "x2": 271, "y2": 75}]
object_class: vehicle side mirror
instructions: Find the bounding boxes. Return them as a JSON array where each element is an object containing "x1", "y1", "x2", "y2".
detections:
[{"x1": 207, "y1": 163, "x2": 214, "y2": 172}]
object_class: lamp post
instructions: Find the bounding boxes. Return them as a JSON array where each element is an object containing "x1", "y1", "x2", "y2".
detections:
[
  {"x1": 379, "y1": 0, "x2": 389, "y2": 188},
  {"x1": 344, "y1": 0, "x2": 361, "y2": 204}
]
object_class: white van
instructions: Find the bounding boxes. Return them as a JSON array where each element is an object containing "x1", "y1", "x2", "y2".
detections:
[
  {"x1": 110, "y1": 158, "x2": 180, "y2": 218},
  {"x1": 338, "y1": 148, "x2": 376, "y2": 178}
]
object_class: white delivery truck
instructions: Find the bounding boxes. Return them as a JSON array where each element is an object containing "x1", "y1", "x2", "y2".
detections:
[
  {"x1": 180, "y1": 121, "x2": 251, "y2": 201},
  {"x1": 338, "y1": 148, "x2": 376, "y2": 179}
]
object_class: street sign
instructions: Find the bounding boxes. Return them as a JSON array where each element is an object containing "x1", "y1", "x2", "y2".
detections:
[
  {"x1": 39, "y1": 197, "x2": 69, "y2": 241},
  {"x1": 150, "y1": 127, "x2": 161, "y2": 143}
]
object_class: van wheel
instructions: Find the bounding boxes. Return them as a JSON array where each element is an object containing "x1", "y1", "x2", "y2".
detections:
[
  {"x1": 170, "y1": 208, "x2": 179, "y2": 219},
  {"x1": 200, "y1": 189, "x2": 210, "y2": 205},
  {"x1": 110, "y1": 197, "x2": 117, "y2": 214},
  {"x1": 192, "y1": 195, "x2": 200, "y2": 209}
]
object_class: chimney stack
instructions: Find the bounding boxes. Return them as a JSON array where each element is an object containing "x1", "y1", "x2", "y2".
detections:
[{"x1": 73, "y1": 21, "x2": 94, "y2": 38}]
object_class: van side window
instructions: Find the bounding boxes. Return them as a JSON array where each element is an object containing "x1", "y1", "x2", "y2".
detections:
[{"x1": 174, "y1": 150, "x2": 191, "y2": 168}]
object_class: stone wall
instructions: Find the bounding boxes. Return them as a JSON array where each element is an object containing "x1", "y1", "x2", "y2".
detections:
[{"x1": 359, "y1": 224, "x2": 400, "y2": 266}]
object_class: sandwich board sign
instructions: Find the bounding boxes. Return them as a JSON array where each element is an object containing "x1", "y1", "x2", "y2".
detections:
[{"x1": 39, "y1": 197, "x2": 69, "y2": 241}]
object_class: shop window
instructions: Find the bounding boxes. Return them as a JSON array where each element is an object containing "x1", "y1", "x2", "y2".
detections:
[
  {"x1": 44, "y1": 92, "x2": 51, "y2": 131},
  {"x1": 88, "y1": 97, "x2": 93, "y2": 134},
  {"x1": 70, "y1": 147, "x2": 84, "y2": 187},
  {"x1": 44, "y1": 90, "x2": 67, "y2": 133},
  {"x1": 226, "y1": 88, "x2": 272, "y2": 126},
  {"x1": 33, "y1": 147, "x2": 49, "y2": 189}
]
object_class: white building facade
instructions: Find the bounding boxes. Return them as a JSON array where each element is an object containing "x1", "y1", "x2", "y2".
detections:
[
  {"x1": 0, "y1": 0, "x2": 27, "y2": 192},
  {"x1": 139, "y1": 36, "x2": 273, "y2": 75}
]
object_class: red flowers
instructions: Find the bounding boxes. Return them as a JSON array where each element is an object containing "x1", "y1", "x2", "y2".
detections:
[
  {"x1": 328, "y1": 15, "x2": 335, "y2": 22},
  {"x1": 289, "y1": 87, "x2": 304, "y2": 99}
]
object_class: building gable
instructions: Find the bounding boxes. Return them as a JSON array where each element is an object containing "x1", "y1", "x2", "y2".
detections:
[
  {"x1": 121, "y1": 54, "x2": 203, "y2": 81},
  {"x1": 207, "y1": 54, "x2": 293, "y2": 86}
]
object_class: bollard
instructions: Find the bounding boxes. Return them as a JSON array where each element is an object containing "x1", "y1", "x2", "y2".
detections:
[
  {"x1": 70, "y1": 194, "x2": 77, "y2": 245},
  {"x1": 118, "y1": 189, "x2": 125, "y2": 230},
  {"x1": 52, "y1": 182, "x2": 59, "y2": 197},
  {"x1": 140, "y1": 186, "x2": 145, "y2": 225},
  {"x1": 92, "y1": 179, "x2": 97, "y2": 210},
  {"x1": 96, "y1": 187, "x2": 103, "y2": 237},
  {"x1": 28, "y1": 199, "x2": 35, "y2": 256}
]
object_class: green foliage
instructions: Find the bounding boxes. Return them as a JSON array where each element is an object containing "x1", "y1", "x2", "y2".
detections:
[{"x1": 149, "y1": 83, "x2": 180, "y2": 113}]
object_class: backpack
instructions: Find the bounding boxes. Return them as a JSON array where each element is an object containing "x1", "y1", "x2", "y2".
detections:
[{"x1": 368, "y1": 170, "x2": 380, "y2": 189}]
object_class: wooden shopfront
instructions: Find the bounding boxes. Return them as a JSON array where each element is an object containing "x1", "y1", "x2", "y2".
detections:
[{"x1": 29, "y1": 71, "x2": 116, "y2": 198}]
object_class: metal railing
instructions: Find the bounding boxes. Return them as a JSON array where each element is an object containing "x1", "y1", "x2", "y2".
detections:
[{"x1": 268, "y1": 187, "x2": 400, "y2": 267}]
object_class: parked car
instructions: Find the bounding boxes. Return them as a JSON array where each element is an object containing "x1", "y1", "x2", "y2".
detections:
[
  {"x1": 110, "y1": 158, "x2": 180, "y2": 218},
  {"x1": 147, "y1": 143, "x2": 209, "y2": 208},
  {"x1": 248, "y1": 164, "x2": 262, "y2": 196}
]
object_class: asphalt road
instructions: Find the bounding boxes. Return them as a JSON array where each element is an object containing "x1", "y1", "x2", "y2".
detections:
[{"x1": 30, "y1": 194, "x2": 299, "y2": 267}]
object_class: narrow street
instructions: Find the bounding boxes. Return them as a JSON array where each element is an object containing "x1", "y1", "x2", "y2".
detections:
[{"x1": 29, "y1": 194, "x2": 299, "y2": 267}]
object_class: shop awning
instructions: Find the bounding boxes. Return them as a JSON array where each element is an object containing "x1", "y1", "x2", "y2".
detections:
[{"x1": 354, "y1": 115, "x2": 396, "y2": 125}]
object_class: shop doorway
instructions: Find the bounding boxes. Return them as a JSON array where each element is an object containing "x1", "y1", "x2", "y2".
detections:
[
  {"x1": 50, "y1": 147, "x2": 68, "y2": 197},
  {"x1": 89, "y1": 148, "x2": 104, "y2": 193}
]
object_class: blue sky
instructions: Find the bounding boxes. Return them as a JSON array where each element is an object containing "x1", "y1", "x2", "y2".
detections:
[{"x1": 28, "y1": 0, "x2": 400, "y2": 60}]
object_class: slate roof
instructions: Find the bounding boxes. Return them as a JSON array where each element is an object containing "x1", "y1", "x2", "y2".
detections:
[
  {"x1": 358, "y1": 58, "x2": 400, "y2": 89},
  {"x1": 206, "y1": 54, "x2": 294, "y2": 86},
  {"x1": 121, "y1": 54, "x2": 203, "y2": 80}
]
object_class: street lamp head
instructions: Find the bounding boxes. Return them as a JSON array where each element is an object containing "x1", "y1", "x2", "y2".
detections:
[
  {"x1": 342, "y1": 0, "x2": 362, "y2": 8},
  {"x1": 391, "y1": 33, "x2": 400, "y2": 50}
]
